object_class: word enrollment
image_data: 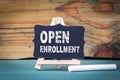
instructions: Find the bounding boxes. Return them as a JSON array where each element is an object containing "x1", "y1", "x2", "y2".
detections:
[{"x1": 39, "y1": 31, "x2": 80, "y2": 53}]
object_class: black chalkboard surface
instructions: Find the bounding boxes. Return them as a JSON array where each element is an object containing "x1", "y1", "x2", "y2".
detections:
[{"x1": 33, "y1": 24, "x2": 85, "y2": 59}]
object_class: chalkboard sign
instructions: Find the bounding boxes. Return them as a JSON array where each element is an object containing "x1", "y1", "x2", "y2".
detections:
[{"x1": 33, "y1": 24, "x2": 85, "y2": 59}]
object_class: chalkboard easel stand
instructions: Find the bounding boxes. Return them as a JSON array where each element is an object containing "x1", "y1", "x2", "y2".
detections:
[
  {"x1": 35, "y1": 58, "x2": 80, "y2": 69},
  {"x1": 35, "y1": 17, "x2": 80, "y2": 69}
]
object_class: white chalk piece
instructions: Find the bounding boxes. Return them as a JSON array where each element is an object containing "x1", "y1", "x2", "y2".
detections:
[{"x1": 68, "y1": 64, "x2": 117, "y2": 72}]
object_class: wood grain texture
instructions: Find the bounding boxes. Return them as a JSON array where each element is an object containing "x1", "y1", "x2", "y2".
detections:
[{"x1": 0, "y1": 0, "x2": 120, "y2": 59}]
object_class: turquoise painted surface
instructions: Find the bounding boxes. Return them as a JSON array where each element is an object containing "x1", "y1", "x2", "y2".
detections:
[{"x1": 0, "y1": 60, "x2": 120, "y2": 80}]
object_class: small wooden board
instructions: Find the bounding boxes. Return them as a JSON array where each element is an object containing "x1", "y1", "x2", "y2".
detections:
[{"x1": 35, "y1": 17, "x2": 80, "y2": 69}]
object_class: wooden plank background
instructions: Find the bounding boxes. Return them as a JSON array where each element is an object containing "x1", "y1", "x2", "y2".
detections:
[{"x1": 0, "y1": 0, "x2": 120, "y2": 59}]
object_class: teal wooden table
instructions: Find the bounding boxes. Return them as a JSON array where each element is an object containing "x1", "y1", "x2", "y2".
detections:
[{"x1": 0, "y1": 59, "x2": 120, "y2": 80}]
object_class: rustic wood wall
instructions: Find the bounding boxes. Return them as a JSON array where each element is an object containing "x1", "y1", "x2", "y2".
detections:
[{"x1": 0, "y1": 0, "x2": 120, "y2": 59}]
